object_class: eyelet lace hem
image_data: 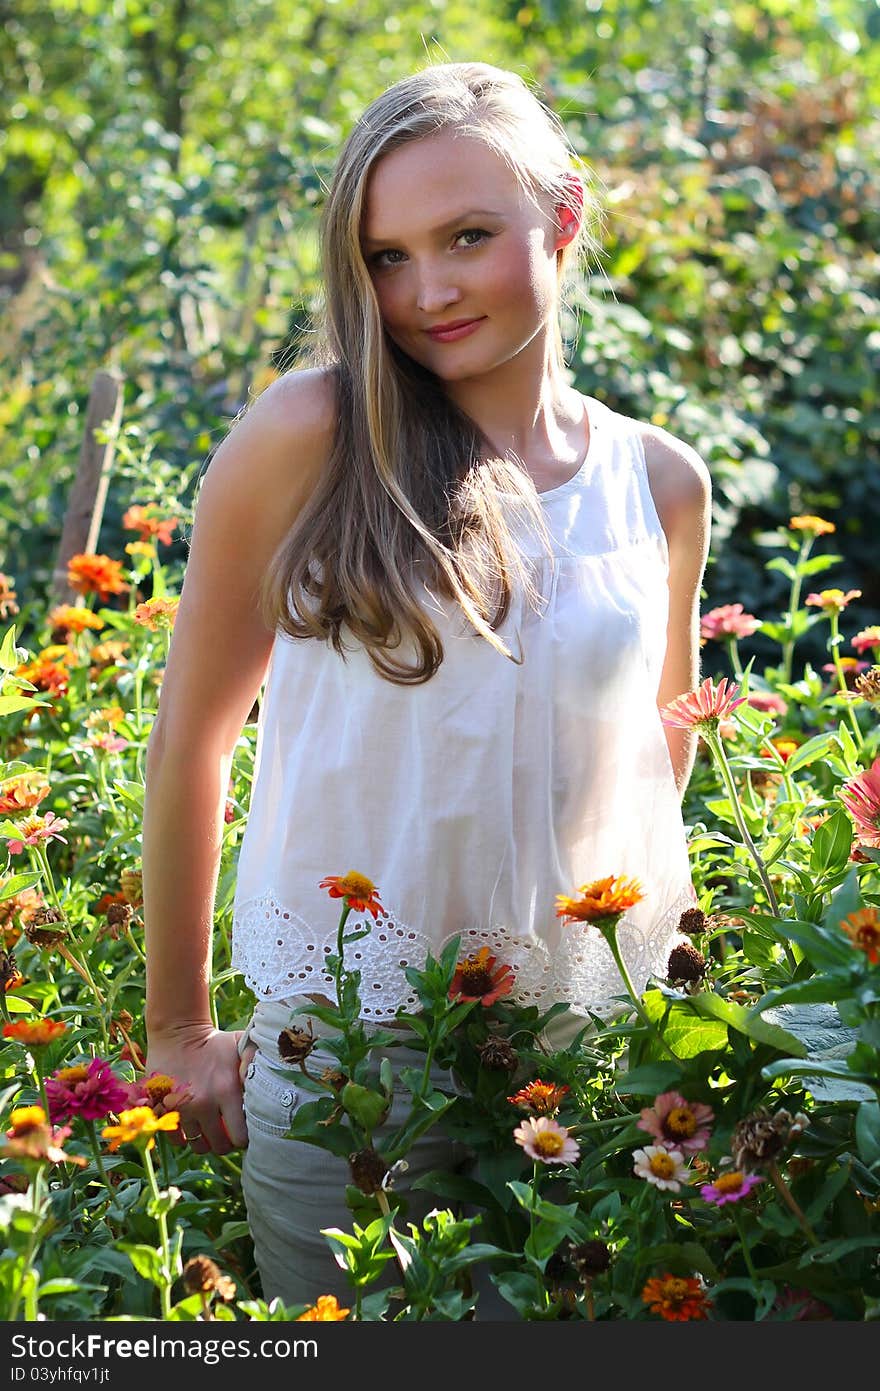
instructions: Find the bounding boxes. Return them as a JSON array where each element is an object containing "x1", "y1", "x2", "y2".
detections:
[{"x1": 231, "y1": 884, "x2": 698, "y2": 1021}]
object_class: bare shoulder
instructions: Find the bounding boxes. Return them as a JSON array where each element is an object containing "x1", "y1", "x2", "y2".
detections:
[
  {"x1": 203, "y1": 365, "x2": 338, "y2": 512},
  {"x1": 636, "y1": 420, "x2": 712, "y2": 548}
]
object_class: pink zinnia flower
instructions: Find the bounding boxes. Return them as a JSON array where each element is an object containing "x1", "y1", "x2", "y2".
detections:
[
  {"x1": 838, "y1": 756, "x2": 880, "y2": 849},
  {"x1": 85, "y1": 732, "x2": 129, "y2": 753},
  {"x1": 633, "y1": 1145, "x2": 691, "y2": 1192},
  {"x1": 700, "y1": 604, "x2": 761, "y2": 642},
  {"x1": 851, "y1": 627, "x2": 880, "y2": 656},
  {"x1": 805, "y1": 588, "x2": 861, "y2": 613},
  {"x1": 660, "y1": 676, "x2": 747, "y2": 732},
  {"x1": 513, "y1": 1116, "x2": 580, "y2": 1165},
  {"x1": 700, "y1": 1169, "x2": 763, "y2": 1206},
  {"x1": 747, "y1": 690, "x2": 788, "y2": 717},
  {"x1": 7, "y1": 811, "x2": 70, "y2": 856},
  {"x1": 637, "y1": 1091, "x2": 714, "y2": 1154},
  {"x1": 45, "y1": 1057, "x2": 131, "y2": 1125}
]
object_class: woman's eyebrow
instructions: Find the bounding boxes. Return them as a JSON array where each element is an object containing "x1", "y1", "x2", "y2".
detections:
[{"x1": 361, "y1": 209, "x2": 506, "y2": 246}]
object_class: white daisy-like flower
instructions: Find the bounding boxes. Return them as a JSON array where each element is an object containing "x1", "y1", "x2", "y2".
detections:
[{"x1": 633, "y1": 1144, "x2": 691, "y2": 1192}]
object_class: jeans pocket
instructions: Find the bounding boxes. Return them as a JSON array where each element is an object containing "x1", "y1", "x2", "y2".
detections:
[{"x1": 242, "y1": 1051, "x2": 300, "y2": 1138}]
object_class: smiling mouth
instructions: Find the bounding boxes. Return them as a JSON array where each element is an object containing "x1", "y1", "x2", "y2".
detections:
[{"x1": 425, "y1": 318, "x2": 486, "y2": 341}]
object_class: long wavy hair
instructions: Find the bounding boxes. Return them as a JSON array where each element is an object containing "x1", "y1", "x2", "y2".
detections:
[{"x1": 258, "y1": 61, "x2": 606, "y2": 684}]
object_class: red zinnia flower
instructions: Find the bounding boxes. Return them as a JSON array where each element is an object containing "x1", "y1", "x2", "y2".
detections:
[
  {"x1": 507, "y1": 1079, "x2": 570, "y2": 1115},
  {"x1": 318, "y1": 871, "x2": 384, "y2": 920},
  {"x1": 45, "y1": 1057, "x2": 131, "y2": 1124},
  {"x1": 449, "y1": 946, "x2": 515, "y2": 1006},
  {"x1": 3, "y1": 1017, "x2": 68, "y2": 1047},
  {"x1": 838, "y1": 757, "x2": 880, "y2": 849}
]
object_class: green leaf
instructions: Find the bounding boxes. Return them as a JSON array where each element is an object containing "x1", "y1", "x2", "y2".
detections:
[
  {"x1": 613, "y1": 1063, "x2": 684, "y2": 1095},
  {"x1": 810, "y1": 809, "x2": 854, "y2": 876},
  {"x1": 117, "y1": 1243, "x2": 164, "y2": 1286},
  {"x1": 785, "y1": 731, "x2": 836, "y2": 774},
  {"x1": 855, "y1": 1101, "x2": 880, "y2": 1168},
  {"x1": 687, "y1": 992, "x2": 807, "y2": 1055},
  {"x1": 640, "y1": 990, "x2": 729, "y2": 1058},
  {"x1": 760, "y1": 1058, "x2": 877, "y2": 1088}
]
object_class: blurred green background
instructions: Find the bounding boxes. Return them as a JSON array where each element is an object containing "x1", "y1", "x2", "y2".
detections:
[{"x1": 2, "y1": 0, "x2": 878, "y2": 677}]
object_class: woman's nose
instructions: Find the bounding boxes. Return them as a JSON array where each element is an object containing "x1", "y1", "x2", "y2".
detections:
[{"x1": 416, "y1": 274, "x2": 462, "y2": 316}]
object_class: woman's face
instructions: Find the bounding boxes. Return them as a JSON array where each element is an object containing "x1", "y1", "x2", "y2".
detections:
[{"x1": 360, "y1": 129, "x2": 572, "y2": 382}]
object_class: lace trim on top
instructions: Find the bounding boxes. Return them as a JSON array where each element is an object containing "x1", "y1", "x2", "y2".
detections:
[{"x1": 231, "y1": 885, "x2": 697, "y2": 1020}]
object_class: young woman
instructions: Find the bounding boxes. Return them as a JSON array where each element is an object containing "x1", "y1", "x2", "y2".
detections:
[{"x1": 143, "y1": 61, "x2": 711, "y2": 1309}]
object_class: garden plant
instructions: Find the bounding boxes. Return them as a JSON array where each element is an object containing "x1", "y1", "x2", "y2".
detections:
[{"x1": 0, "y1": 508, "x2": 879, "y2": 1322}]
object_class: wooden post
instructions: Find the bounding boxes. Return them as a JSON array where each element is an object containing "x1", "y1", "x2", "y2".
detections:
[{"x1": 51, "y1": 369, "x2": 124, "y2": 604}]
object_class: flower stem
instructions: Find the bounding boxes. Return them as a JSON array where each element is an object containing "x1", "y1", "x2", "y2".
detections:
[
  {"x1": 781, "y1": 537, "x2": 811, "y2": 686},
  {"x1": 725, "y1": 636, "x2": 744, "y2": 682},
  {"x1": 766, "y1": 1160, "x2": 819, "y2": 1246},
  {"x1": 702, "y1": 728, "x2": 780, "y2": 918},
  {"x1": 142, "y1": 1142, "x2": 174, "y2": 1318},
  {"x1": 828, "y1": 612, "x2": 864, "y2": 749},
  {"x1": 732, "y1": 1206, "x2": 760, "y2": 1282},
  {"x1": 86, "y1": 1118, "x2": 112, "y2": 1193}
]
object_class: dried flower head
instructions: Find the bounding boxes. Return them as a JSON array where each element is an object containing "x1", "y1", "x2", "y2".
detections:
[
  {"x1": 678, "y1": 907, "x2": 708, "y2": 937},
  {"x1": 0, "y1": 947, "x2": 21, "y2": 991},
  {"x1": 182, "y1": 1255, "x2": 236, "y2": 1301},
  {"x1": 568, "y1": 1239, "x2": 612, "y2": 1280},
  {"x1": 277, "y1": 1021, "x2": 317, "y2": 1065},
  {"x1": 730, "y1": 1108, "x2": 809, "y2": 1171},
  {"x1": 477, "y1": 1036, "x2": 519, "y2": 1071},
  {"x1": 667, "y1": 942, "x2": 708, "y2": 989},
  {"x1": 852, "y1": 667, "x2": 880, "y2": 706},
  {"x1": 120, "y1": 869, "x2": 143, "y2": 907},
  {"x1": 24, "y1": 905, "x2": 69, "y2": 948},
  {"x1": 348, "y1": 1146, "x2": 389, "y2": 1195}
]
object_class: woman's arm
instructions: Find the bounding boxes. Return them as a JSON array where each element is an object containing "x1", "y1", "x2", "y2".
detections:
[
  {"x1": 641, "y1": 426, "x2": 713, "y2": 803},
  {"x1": 143, "y1": 368, "x2": 335, "y2": 1153}
]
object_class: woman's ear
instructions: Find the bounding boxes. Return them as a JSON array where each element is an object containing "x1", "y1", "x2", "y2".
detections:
[{"x1": 555, "y1": 172, "x2": 585, "y2": 249}]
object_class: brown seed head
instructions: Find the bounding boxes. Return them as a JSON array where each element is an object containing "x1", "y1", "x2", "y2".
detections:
[
  {"x1": 667, "y1": 942, "x2": 708, "y2": 986},
  {"x1": 182, "y1": 1255, "x2": 236, "y2": 1301},
  {"x1": 477, "y1": 1036, "x2": 519, "y2": 1071},
  {"x1": 731, "y1": 1107, "x2": 810, "y2": 1171},
  {"x1": 678, "y1": 907, "x2": 709, "y2": 937},
  {"x1": 277, "y1": 1022, "x2": 316, "y2": 1065},
  {"x1": 348, "y1": 1146, "x2": 389, "y2": 1195},
  {"x1": 569, "y1": 1239, "x2": 612, "y2": 1279},
  {"x1": 0, "y1": 948, "x2": 20, "y2": 990},
  {"x1": 24, "y1": 907, "x2": 68, "y2": 947}
]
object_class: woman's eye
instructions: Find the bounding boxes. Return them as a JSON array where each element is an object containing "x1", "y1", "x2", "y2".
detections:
[
  {"x1": 369, "y1": 228, "x2": 491, "y2": 269},
  {"x1": 456, "y1": 227, "x2": 490, "y2": 247}
]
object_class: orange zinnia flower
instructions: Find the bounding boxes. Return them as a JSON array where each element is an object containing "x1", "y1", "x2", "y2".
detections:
[
  {"x1": 122, "y1": 504, "x2": 179, "y2": 546},
  {"x1": 48, "y1": 605, "x2": 105, "y2": 635},
  {"x1": 0, "y1": 772, "x2": 51, "y2": 816},
  {"x1": 556, "y1": 874, "x2": 645, "y2": 926},
  {"x1": 318, "y1": 871, "x2": 384, "y2": 919},
  {"x1": 449, "y1": 946, "x2": 515, "y2": 1006},
  {"x1": 133, "y1": 597, "x2": 179, "y2": 631},
  {"x1": 789, "y1": 515, "x2": 835, "y2": 537},
  {"x1": 67, "y1": 553, "x2": 129, "y2": 602},
  {"x1": 15, "y1": 656, "x2": 70, "y2": 698},
  {"x1": 841, "y1": 908, "x2": 880, "y2": 966},
  {"x1": 642, "y1": 1273, "x2": 711, "y2": 1322},
  {"x1": 296, "y1": 1294, "x2": 350, "y2": 1321},
  {"x1": 3, "y1": 1017, "x2": 68, "y2": 1046},
  {"x1": 507, "y1": 1079, "x2": 570, "y2": 1115},
  {"x1": 101, "y1": 1106, "x2": 180, "y2": 1152}
]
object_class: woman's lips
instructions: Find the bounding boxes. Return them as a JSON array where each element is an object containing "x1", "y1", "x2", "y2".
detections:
[{"x1": 425, "y1": 318, "x2": 485, "y2": 343}]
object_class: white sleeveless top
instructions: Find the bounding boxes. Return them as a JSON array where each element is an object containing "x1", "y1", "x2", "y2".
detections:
[{"x1": 231, "y1": 395, "x2": 697, "y2": 1021}]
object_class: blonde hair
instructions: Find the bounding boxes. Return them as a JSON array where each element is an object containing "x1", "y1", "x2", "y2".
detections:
[{"x1": 260, "y1": 60, "x2": 605, "y2": 684}]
